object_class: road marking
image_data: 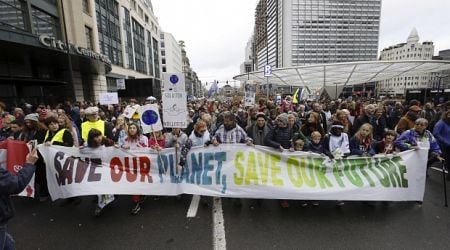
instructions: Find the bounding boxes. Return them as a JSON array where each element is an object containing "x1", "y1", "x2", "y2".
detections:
[
  {"x1": 431, "y1": 167, "x2": 448, "y2": 173},
  {"x1": 212, "y1": 197, "x2": 226, "y2": 250},
  {"x1": 186, "y1": 195, "x2": 200, "y2": 218}
]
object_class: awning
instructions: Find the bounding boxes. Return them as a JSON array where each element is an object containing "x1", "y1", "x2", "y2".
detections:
[{"x1": 233, "y1": 60, "x2": 450, "y2": 88}]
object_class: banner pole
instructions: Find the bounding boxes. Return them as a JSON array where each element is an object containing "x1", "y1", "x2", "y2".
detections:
[
  {"x1": 442, "y1": 161, "x2": 448, "y2": 207},
  {"x1": 151, "y1": 125, "x2": 166, "y2": 175}
]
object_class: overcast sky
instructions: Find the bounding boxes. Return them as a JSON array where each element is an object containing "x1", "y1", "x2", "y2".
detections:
[{"x1": 152, "y1": 0, "x2": 450, "y2": 85}]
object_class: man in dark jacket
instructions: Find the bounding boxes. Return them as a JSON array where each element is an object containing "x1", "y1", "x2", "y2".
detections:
[
  {"x1": 265, "y1": 113, "x2": 294, "y2": 151},
  {"x1": 0, "y1": 149, "x2": 39, "y2": 249}
]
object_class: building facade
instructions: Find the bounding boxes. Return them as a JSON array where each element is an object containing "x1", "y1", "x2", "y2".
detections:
[
  {"x1": 0, "y1": 0, "x2": 163, "y2": 105},
  {"x1": 251, "y1": 0, "x2": 381, "y2": 71},
  {"x1": 160, "y1": 32, "x2": 182, "y2": 75},
  {"x1": 378, "y1": 28, "x2": 440, "y2": 96},
  {"x1": 243, "y1": 0, "x2": 381, "y2": 97},
  {"x1": 179, "y1": 40, "x2": 202, "y2": 99},
  {"x1": 0, "y1": 0, "x2": 111, "y2": 104}
]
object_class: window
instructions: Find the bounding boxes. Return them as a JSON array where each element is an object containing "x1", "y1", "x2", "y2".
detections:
[
  {"x1": 0, "y1": 0, "x2": 29, "y2": 31},
  {"x1": 132, "y1": 18, "x2": 146, "y2": 73},
  {"x1": 122, "y1": 7, "x2": 134, "y2": 69},
  {"x1": 32, "y1": 7, "x2": 61, "y2": 39},
  {"x1": 153, "y1": 37, "x2": 160, "y2": 78},
  {"x1": 145, "y1": 15, "x2": 149, "y2": 23},
  {"x1": 131, "y1": 0, "x2": 136, "y2": 10},
  {"x1": 85, "y1": 26, "x2": 93, "y2": 49},
  {"x1": 82, "y1": 0, "x2": 89, "y2": 14},
  {"x1": 95, "y1": 0, "x2": 122, "y2": 66},
  {"x1": 147, "y1": 31, "x2": 154, "y2": 76}
]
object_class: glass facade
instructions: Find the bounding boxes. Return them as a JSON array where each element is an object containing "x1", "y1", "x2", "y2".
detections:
[
  {"x1": 152, "y1": 37, "x2": 160, "y2": 78},
  {"x1": 31, "y1": 6, "x2": 61, "y2": 39},
  {"x1": 291, "y1": 0, "x2": 380, "y2": 65},
  {"x1": 132, "y1": 18, "x2": 146, "y2": 74},
  {"x1": 122, "y1": 7, "x2": 134, "y2": 69},
  {"x1": 95, "y1": 0, "x2": 122, "y2": 66},
  {"x1": 0, "y1": 0, "x2": 29, "y2": 31},
  {"x1": 147, "y1": 31, "x2": 154, "y2": 76}
]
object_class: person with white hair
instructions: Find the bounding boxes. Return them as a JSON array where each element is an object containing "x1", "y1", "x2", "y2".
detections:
[{"x1": 80, "y1": 106, "x2": 114, "y2": 144}]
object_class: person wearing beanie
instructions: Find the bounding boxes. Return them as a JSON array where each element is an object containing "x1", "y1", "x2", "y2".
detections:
[
  {"x1": 23, "y1": 113, "x2": 46, "y2": 143},
  {"x1": 247, "y1": 112, "x2": 270, "y2": 146}
]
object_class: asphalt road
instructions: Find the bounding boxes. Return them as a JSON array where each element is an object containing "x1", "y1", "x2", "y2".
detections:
[{"x1": 9, "y1": 169, "x2": 450, "y2": 250}]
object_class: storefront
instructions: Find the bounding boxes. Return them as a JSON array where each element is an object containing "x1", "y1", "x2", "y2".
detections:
[{"x1": 0, "y1": 28, "x2": 111, "y2": 105}]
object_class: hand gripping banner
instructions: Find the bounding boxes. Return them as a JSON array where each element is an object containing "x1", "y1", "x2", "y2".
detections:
[{"x1": 38, "y1": 144, "x2": 428, "y2": 201}]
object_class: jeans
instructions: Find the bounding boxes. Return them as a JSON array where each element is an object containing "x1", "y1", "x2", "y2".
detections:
[{"x1": 0, "y1": 224, "x2": 15, "y2": 250}]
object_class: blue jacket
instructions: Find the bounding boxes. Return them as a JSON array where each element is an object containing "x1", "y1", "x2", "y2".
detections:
[
  {"x1": 0, "y1": 163, "x2": 36, "y2": 224},
  {"x1": 349, "y1": 137, "x2": 376, "y2": 156},
  {"x1": 433, "y1": 120, "x2": 450, "y2": 147},
  {"x1": 394, "y1": 129, "x2": 441, "y2": 155}
]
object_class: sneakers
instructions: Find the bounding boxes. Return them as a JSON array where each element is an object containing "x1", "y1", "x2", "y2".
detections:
[
  {"x1": 300, "y1": 201, "x2": 308, "y2": 207},
  {"x1": 336, "y1": 200, "x2": 345, "y2": 207},
  {"x1": 131, "y1": 202, "x2": 141, "y2": 215},
  {"x1": 312, "y1": 201, "x2": 320, "y2": 207}
]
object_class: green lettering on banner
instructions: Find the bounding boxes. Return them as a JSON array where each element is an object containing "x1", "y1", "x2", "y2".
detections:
[
  {"x1": 359, "y1": 158, "x2": 375, "y2": 187},
  {"x1": 333, "y1": 160, "x2": 346, "y2": 188},
  {"x1": 367, "y1": 159, "x2": 390, "y2": 187},
  {"x1": 287, "y1": 157, "x2": 303, "y2": 188},
  {"x1": 391, "y1": 157, "x2": 408, "y2": 188},
  {"x1": 311, "y1": 158, "x2": 333, "y2": 189},
  {"x1": 343, "y1": 159, "x2": 364, "y2": 187},
  {"x1": 257, "y1": 153, "x2": 269, "y2": 185},
  {"x1": 245, "y1": 152, "x2": 259, "y2": 185},
  {"x1": 380, "y1": 161, "x2": 399, "y2": 188},
  {"x1": 270, "y1": 154, "x2": 283, "y2": 186},
  {"x1": 299, "y1": 158, "x2": 316, "y2": 188},
  {"x1": 234, "y1": 152, "x2": 245, "y2": 185}
]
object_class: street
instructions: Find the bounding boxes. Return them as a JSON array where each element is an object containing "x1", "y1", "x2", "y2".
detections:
[{"x1": 10, "y1": 168, "x2": 450, "y2": 250}]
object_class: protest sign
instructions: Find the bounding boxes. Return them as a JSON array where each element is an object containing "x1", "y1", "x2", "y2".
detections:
[
  {"x1": 39, "y1": 144, "x2": 428, "y2": 202},
  {"x1": 99, "y1": 92, "x2": 119, "y2": 105},
  {"x1": 162, "y1": 91, "x2": 187, "y2": 128},
  {"x1": 139, "y1": 104, "x2": 163, "y2": 133},
  {"x1": 163, "y1": 73, "x2": 185, "y2": 92}
]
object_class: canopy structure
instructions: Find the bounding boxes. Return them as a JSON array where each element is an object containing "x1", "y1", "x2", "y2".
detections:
[{"x1": 233, "y1": 60, "x2": 450, "y2": 89}]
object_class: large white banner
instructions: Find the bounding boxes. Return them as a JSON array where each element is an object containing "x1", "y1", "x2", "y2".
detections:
[
  {"x1": 162, "y1": 91, "x2": 187, "y2": 128},
  {"x1": 38, "y1": 144, "x2": 428, "y2": 201}
]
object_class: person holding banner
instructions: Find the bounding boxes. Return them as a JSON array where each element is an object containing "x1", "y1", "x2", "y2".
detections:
[
  {"x1": 44, "y1": 117, "x2": 74, "y2": 147},
  {"x1": 212, "y1": 112, "x2": 253, "y2": 207},
  {"x1": 395, "y1": 118, "x2": 444, "y2": 174},
  {"x1": 84, "y1": 129, "x2": 116, "y2": 217},
  {"x1": 118, "y1": 123, "x2": 148, "y2": 215},
  {"x1": 0, "y1": 149, "x2": 39, "y2": 250},
  {"x1": 349, "y1": 123, "x2": 376, "y2": 156}
]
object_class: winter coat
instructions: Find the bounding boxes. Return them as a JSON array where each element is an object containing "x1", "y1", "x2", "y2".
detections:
[
  {"x1": 0, "y1": 163, "x2": 36, "y2": 224},
  {"x1": 265, "y1": 125, "x2": 293, "y2": 149}
]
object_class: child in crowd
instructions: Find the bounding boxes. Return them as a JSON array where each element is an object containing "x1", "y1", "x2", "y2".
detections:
[
  {"x1": 294, "y1": 139, "x2": 306, "y2": 151},
  {"x1": 373, "y1": 130, "x2": 398, "y2": 154},
  {"x1": 308, "y1": 131, "x2": 325, "y2": 154},
  {"x1": 350, "y1": 123, "x2": 375, "y2": 156}
]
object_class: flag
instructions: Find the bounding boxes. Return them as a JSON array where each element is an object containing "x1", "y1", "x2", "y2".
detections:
[
  {"x1": 0, "y1": 139, "x2": 35, "y2": 197},
  {"x1": 207, "y1": 81, "x2": 219, "y2": 98},
  {"x1": 292, "y1": 87, "x2": 304, "y2": 104}
]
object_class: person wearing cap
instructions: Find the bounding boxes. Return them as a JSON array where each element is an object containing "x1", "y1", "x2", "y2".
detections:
[
  {"x1": 80, "y1": 106, "x2": 113, "y2": 144},
  {"x1": 22, "y1": 113, "x2": 46, "y2": 143},
  {"x1": 145, "y1": 96, "x2": 157, "y2": 105},
  {"x1": 395, "y1": 105, "x2": 421, "y2": 135},
  {"x1": 247, "y1": 112, "x2": 270, "y2": 146}
]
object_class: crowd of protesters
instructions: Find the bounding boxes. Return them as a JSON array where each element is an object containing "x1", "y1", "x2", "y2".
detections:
[{"x1": 0, "y1": 94, "x2": 449, "y2": 214}]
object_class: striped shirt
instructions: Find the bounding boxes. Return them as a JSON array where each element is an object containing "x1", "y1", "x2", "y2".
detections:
[{"x1": 214, "y1": 125, "x2": 252, "y2": 144}]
